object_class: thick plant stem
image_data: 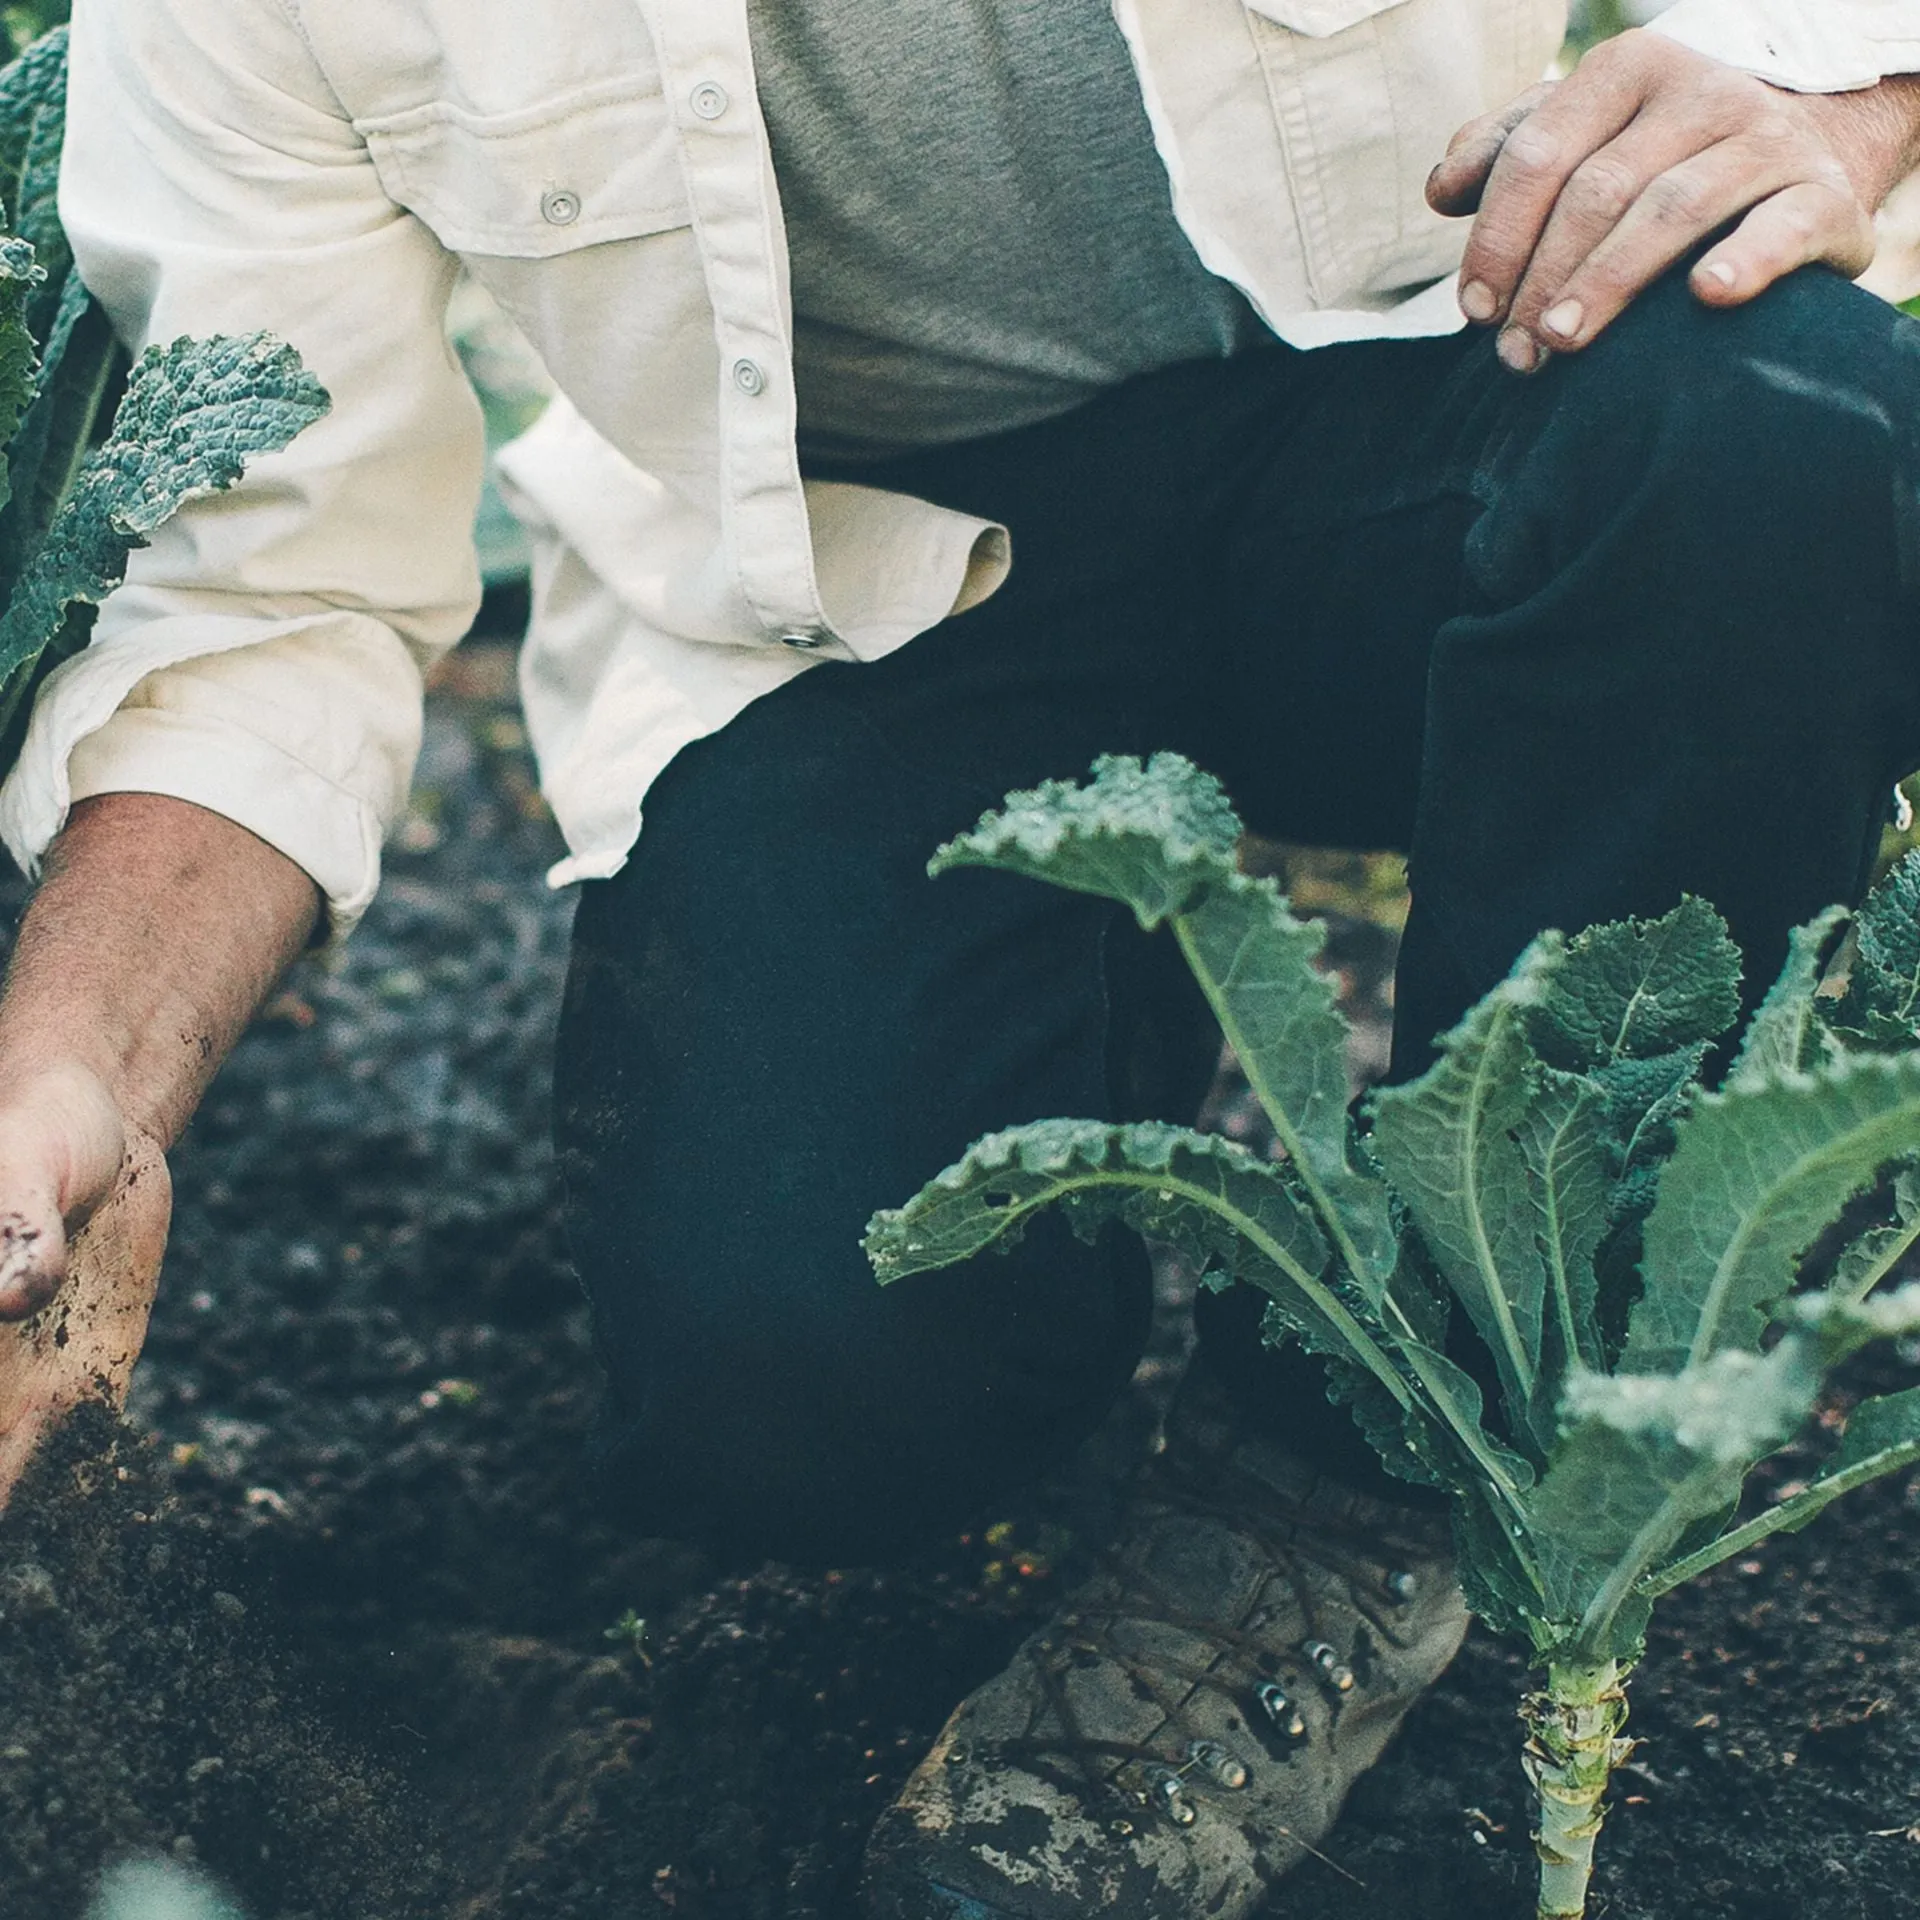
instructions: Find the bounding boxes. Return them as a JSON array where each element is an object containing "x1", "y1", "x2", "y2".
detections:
[{"x1": 1523, "y1": 1659, "x2": 1635, "y2": 1920}]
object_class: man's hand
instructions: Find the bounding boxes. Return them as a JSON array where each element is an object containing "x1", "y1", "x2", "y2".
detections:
[
  {"x1": 1427, "y1": 32, "x2": 1920, "y2": 372},
  {"x1": 0, "y1": 1064, "x2": 169, "y2": 1501},
  {"x1": 0, "y1": 793, "x2": 320, "y2": 1507}
]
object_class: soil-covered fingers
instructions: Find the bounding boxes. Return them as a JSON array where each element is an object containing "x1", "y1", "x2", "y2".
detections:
[
  {"x1": 0, "y1": 1063, "x2": 129, "y2": 1320},
  {"x1": 0, "y1": 1128, "x2": 170, "y2": 1506}
]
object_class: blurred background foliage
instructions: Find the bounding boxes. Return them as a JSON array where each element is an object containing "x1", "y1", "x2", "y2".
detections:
[{"x1": 1, "y1": 0, "x2": 63, "y2": 62}]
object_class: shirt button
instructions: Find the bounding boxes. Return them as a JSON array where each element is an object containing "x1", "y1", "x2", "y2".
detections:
[
  {"x1": 690, "y1": 81, "x2": 730, "y2": 120},
  {"x1": 732, "y1": 358, "x2": 768, "y2": 397},
  {"x1": 780, "y1": 631, "x2": 828, "y2": 651},
  {"x1": 540, "y1": 188, "x2": 582, "y2": 227}
]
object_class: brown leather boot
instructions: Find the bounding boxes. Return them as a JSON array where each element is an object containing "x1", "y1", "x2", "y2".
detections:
[{"x1": 860, "y1": 1373, "x2": 1468, "y2": 1919}]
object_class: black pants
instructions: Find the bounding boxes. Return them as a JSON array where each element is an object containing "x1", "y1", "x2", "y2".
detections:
[{"x1": 555, "y1": 266, "x2": 1920, "y2": 1566}]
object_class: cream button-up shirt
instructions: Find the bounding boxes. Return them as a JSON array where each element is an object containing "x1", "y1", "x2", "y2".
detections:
[{"x1": 3, "y1": 0, "x2": 1915, "y2": 930}]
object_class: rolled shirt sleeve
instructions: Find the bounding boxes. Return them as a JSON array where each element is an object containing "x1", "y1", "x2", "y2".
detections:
[
  {"x1": 1650, "y1": 0, "x2": 1920, "y2": 92},
  {"x1": 0, "y1": 0, "x2": 486, "y2": 936}
]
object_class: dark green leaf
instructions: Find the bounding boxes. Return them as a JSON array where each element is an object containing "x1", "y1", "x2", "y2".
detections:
[
  {"x1": 1588, "y1": 1042, "x2": 1707, "y2": 1238},
  {"x1": 931, "y1": 751, "x2": 1242, "y2": 929},
  {"x1": 1831, "y1": 1166, "x2": 1920, "y2": 1304},
  {"x1": 0, "y1": 231, "x2": 39, "y2": 514},
  {"x1": 1622, "y1": 1053, "x2": 1920, "y2": 1375},
  {"x1": 1517, "y1": 1066, "x2": 1615, "y2": 1378},
  {"x1": 1452, "y1": 1482, "x2": 1546, "y2": 1642},
  {"x1": 1526, "y1": 897, "x2": 1742, "y2": 1074},
  {"x1": 0, "y1": 25, "x2": 70, "y2": 344},
  {"x1": 0, "y1": 271, "x2": 123, "y2": 602},
  {"x1": 1733, "y1": 1385, "x2": 1920, "y2": 1536},
  {"x1": 1641, "y1": 1299, "x2": 1920, "y2": 1598},
  {"x1": 1730, "y1": 905, "x2": 1847, "y2": 1089},
  {"x1": 1371, "y1": 940, "x2": 1561, "y2": 1449},
  {"x1": 1526, "y1": 1344, "x2": 1820, "y2": 1659},
  {"x1": 0, "y1": 331, "x2": 329, "y2": 743},
  {"x1": 1176, "y1": 879, "x2": 1398, "y2": 1283},
  {"x1": 934, "y1": 754, "x2": 1398, "y2": 1284},
  {"x1": 866, "y1": 1116, "x2": 1336, "y2": 1323},
  {"x1": 1827, "y1": 851, "x2": 1920, "y2": 1050}
]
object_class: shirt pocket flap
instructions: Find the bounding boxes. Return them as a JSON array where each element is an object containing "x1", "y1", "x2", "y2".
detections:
[
  {"x1": 1242, "y1": 0, "x2": 1415, "y2": 36},
  {"x1": 361, "y1": 79, "x2": 690, "y2": 259}
]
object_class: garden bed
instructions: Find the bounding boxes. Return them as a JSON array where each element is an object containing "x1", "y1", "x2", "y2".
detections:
[{"x1": 2, "y1": 642, "x2": 1918, "y2": 1920}]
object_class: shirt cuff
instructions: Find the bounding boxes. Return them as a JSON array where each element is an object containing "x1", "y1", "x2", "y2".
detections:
[
  {"x1": 65, "y1": 704, "x2": 382, "y2": 938},
  {"x1": 0, "y1": 606, "x2": 426, "y2": 943},
  {"x1": 1649, "y1": 0, "x2": 1920, "y2": 91}
]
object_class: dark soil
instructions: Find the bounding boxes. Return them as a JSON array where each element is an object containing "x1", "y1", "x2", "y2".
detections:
[{"x1": 4, "y1": 641, "x2": 1920, "y2": 1920}]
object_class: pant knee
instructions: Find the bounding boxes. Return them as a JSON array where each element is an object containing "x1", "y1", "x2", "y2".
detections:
[{"x1": 579, "y1": 1210, "x2": 1153, "y2": 1566}]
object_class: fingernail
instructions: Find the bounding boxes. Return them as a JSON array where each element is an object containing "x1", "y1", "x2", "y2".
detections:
[
  {"x1": 1698, "y1": 258, "x2": 1737, "y2": 290},
  {"x1": 1542, "y1": 299, "x2": 1583, "y2": 340},
  {"x1": 1459, "y1": 279, "x2": 1499, "y2": 323},
  {"x1": 1497, "y1": 328, "x2": 1540, "y2": 374}
]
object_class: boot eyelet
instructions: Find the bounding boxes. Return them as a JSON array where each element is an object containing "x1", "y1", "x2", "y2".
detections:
[
  {"x1": 1148, "y1": 1769, "x2": 1197, "y2": 1826},
  {"x1": 1187, "y1": 1739, "x2": 1250, "y2": 1790},
  {"x1": 1256, "y1": 1682, "x2": 1308, "y2": 1741},
  {"x1": 1384, "y1": 1570, "x2": 1419, "y2": 1604},
  {"x1": 1303, "y1": 1640, "x2": 1356, "y2": 1692}
]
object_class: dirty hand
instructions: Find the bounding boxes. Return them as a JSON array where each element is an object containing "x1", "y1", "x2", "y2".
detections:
[
  {"x1": 0, "y1": 1061, "x2": 171, "y2": 1505},
  {"x1": 1427, "y1": 31, "x2": 1920, "y2": 372}
]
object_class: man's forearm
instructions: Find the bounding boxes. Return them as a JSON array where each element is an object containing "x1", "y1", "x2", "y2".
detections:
[{"x1": 0, "y1": 792, "x2": 321, "y2": 1149}]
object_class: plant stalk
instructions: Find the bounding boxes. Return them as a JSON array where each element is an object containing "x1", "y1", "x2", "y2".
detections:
[{"x1": 1523, "y1": 1659, "x2": 1635, "y2": 1920}]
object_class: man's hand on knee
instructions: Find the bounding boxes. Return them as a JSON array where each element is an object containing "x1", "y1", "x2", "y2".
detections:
[{"x1": 1428, "y1": 32, "x2": 1920, "y2": 373}]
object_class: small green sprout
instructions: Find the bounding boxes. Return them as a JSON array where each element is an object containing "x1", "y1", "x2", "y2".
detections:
[{"x1": 603, "y1": 1608, "x2": 651, "y2": 1664}]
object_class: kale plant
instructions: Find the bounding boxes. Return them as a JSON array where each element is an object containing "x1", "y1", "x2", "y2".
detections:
[
  {"x1": 867, "y1": 752, "x2": 1920, "y2": 1920},
  {"x1": 0, "y1": 30, "x2": 328, "y2": 773}
]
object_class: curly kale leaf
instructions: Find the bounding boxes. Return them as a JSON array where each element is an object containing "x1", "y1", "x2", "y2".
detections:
[
  {"x1": 0, "y1": 23, "x2": 70, "y2": 343},
  {"x1": 0, "y1": 331, "x2": 330, "y2": 747},
  {"x1": 1525, "y1": 1343, "x2": 1821, "y2": 1659},
  {"x1": 1831, "y1": 1166, "x2": 1920, "y2": 1303},
  {"x1": 1515, "y1": 1065, "x2": 1616, "y2": 1378},
  {"x1": 932, "y1": 750, "x2": 1243, "y2": 928},
  {"x1": 0, "y1": 268, "x2": 122, "y2": 590},
  {"x1": 1826, "y1": 851, "x2": 1920, "y2": 1051},
  {"x1": 0, "y1": 23, "x2": 129, "y2": 598},
  {"x1": 935, "y1": 753, "x2": 1399, "y2": 1284},
  {"x1": 1731, "y1": 906, "x2": 1847, "y2": 1088},
  {"x1": 1372, "y1": 940, "x2": 1562, "y2": 1452},
  {"x1": 1622, "y1": 1052, "x2": 1920, "y2": 1376},
  {"x1": 1525, "y1": 897, "x2": 1742, "y2": 1074},
  {"x1": 864, "y1": 1116, "x2": 1534, "y2": 1501},
  {"x1": 0, "y1": 230, "x2": 39, "y2": 513},
  {"x1": 866, "y1": 1116, "x2": 1341, "y2": 1328}
]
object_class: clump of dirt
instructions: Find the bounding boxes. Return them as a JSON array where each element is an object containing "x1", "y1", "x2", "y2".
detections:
[
  {"x1": 0, "y1": 1405, "x2": 440, "y2": 1919},
  {"x1": 2, "y1": 641, "x2": 1919, "y2": 1920}
]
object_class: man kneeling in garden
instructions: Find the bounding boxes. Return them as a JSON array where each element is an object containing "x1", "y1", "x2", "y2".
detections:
[{"x1": 3, "y1": 1, "x2": 1920, "y2": 1914}]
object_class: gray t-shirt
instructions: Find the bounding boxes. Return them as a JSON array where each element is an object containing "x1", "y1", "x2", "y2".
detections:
[{"x1": 746, "y1": 0, "x2": 1270, "y2": 460}]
